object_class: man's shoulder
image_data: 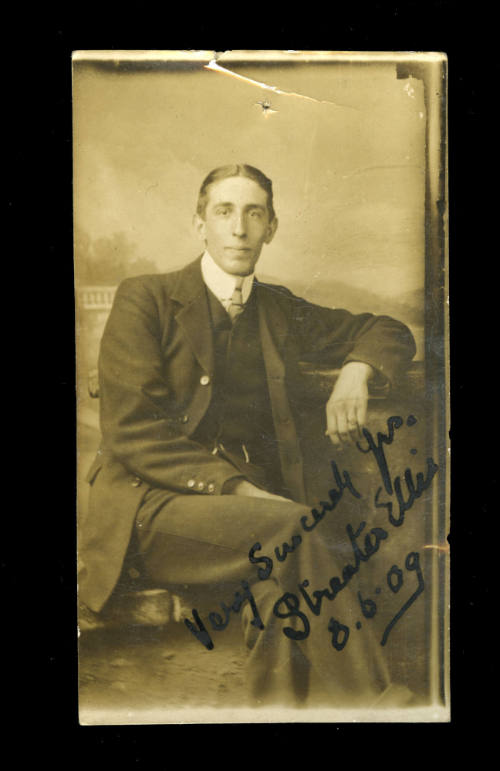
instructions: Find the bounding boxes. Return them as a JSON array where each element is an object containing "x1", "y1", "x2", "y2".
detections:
[
  {"x1": 255, "y1": 278, "x2": 296, "y2": 301},
  {"x1": 255, "y1": 278, "x2": 317, "y2": 310}
]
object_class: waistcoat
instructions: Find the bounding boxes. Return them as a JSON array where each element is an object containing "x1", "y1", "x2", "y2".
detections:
[{"x1": 192, "y1": 287, "x2": 283, "y2": 491}]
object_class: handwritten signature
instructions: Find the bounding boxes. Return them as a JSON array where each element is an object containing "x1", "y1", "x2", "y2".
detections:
[{"x1": 184, "y1": 415, "x2": 438, "y2": 651}]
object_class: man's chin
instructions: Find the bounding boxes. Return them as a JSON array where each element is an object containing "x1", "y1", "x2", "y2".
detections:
[
  {"x1": 234, "y1": 266, "x2": 254, "y2": 276},
  {"x1": 226, "y1": 254, "x2": 258, "y2": 275}
]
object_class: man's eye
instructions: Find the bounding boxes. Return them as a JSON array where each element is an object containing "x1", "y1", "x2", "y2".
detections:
[
  {"x1": 216, "y1": 208, "x2": 229, "y2": 216},
  {"x1": 250, "y1": 210, "x2": 262, "y2": 218}
]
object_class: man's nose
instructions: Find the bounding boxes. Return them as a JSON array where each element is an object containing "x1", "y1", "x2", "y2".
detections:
[{"x1": 232, "y1": 211, "x2": 247, "y2": 236}]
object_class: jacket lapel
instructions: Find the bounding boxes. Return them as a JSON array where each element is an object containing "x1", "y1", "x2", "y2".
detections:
[
  {"x1": 170, "y1": 257, "x2": 214, "y2": 377},
  {"x1": 256, "y1": 281, "x2": 307, "y2": 504},
  {"x1": 255, "y1": 279, "x2": 290, "y2": 370}
]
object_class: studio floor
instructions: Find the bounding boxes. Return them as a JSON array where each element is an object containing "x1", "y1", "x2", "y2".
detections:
[{"x1": 78, "y1": 617, "x2": 250, "y2": 723}]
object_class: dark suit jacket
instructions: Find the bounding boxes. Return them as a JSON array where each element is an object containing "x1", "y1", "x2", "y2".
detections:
[{"x1": 79, "y1": 257, "x2": 416, "y2": 613}]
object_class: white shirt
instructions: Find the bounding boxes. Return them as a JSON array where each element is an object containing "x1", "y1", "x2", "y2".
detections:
[{"x1": 201, "y1": 251, "x2": 255, "y2": 312}]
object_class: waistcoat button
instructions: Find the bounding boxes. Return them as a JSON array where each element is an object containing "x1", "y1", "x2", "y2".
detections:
[{"x1": 200, "y1": 375, "x2": 210, "y2": 386}]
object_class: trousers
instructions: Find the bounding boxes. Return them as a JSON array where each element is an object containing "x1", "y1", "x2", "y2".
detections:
[
  {"x1": 136, "y1": 488, "x2": 390, "y2": 707},
  {"x1": 133, "y1": 484, "x2": 394, "y2": 708}
]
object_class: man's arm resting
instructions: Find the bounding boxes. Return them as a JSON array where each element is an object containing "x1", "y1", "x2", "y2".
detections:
[
  {"x1": 287, "y1": 296, "x2": 416, "y2": 446},
  {"x1": 290, "y1": 295, "x2": 417, "y2": 388}
]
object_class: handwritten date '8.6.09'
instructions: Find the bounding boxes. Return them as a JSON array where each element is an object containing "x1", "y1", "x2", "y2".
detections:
[{"x1": 277, "y1": 548, "x2": 425, "y2": 651}]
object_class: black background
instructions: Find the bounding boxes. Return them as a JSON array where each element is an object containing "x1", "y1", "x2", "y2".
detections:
[{"x1": 7, "y1": 1, "x2": 492, "y2": 757}]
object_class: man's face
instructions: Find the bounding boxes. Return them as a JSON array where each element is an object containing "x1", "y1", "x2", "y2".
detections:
[{"x1": 194, "y1": 176, "x2": 278, "y2": 275}]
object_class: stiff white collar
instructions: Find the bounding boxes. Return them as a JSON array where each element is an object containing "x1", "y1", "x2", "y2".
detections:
[{"x1": 201, "y1": 251, "x2": 255, "y2": 310}]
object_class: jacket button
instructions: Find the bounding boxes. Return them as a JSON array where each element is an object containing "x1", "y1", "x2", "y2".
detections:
[
  {"x1": 128, "y1": 567, "x2": 141, "y2": 579},
  {"x1": 187, "y1": 479, "x2": 195, "y2": 488},
  {"x1": 181, "y1": 414, "x2": 189, "y2": 423},
  {"x1": 207, "y1": 483, "x2": 215, "y2": 493},
  {"x1": 197, "y1": 481, "x2": 205, "y2": 491},
  {"x1": 131, "y1": 476, "x2": 142, "y2": 487},
  {"x1": 200, "y1": 375, "x2": 210, "y2": 386}
]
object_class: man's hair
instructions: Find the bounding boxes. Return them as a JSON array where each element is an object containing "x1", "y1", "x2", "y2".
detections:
[{"x1": 196, "y1": 164, "x2": 276, "y2": 221}]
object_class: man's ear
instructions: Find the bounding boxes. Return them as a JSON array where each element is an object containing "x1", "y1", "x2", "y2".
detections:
[
  {"x1": 265, "y1": 217, "x2": 278, "y2": 244},
  {"x1": 193, "y1": 213, "x2": 206, "y2": 242}
]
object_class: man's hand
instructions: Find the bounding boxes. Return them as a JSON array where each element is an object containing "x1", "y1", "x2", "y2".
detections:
[
  {"x1": 224, "y1": 478, "x2": 293, "y2": 503},
  {"x1": 325, "y1": 361, "x2": 374, "y2": 447}
]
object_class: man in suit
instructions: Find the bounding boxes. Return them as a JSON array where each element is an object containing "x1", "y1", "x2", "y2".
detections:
[{"x1": 79, "y1": 164, "x2": 416, "y2": 707}]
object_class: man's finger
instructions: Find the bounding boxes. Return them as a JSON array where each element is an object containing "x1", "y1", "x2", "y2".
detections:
[
  {"x1": 328, "y1": 432, "x2": 342, "y2": 447},
  {"x1": 346, "y1": 404, "x2": 360, "y2": 441},
  {"x1": 355, "y1": 398, "x2": 368, "y2": 431},
  {"x1": 325, "y1": 410, "x2": 342, "y2": 446},
  {"x1": 336, "y1": 409, "x2": 351, "y2": 444}
]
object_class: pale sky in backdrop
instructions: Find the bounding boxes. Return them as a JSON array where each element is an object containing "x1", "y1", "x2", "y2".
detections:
[{"x1": 73, "y1": 55, "x2": 426, "y2": 345}]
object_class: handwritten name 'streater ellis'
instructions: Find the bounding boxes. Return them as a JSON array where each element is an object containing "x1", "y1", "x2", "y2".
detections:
[{"x1": 79, "y1": 164, "x2": 422, "y2": 708}]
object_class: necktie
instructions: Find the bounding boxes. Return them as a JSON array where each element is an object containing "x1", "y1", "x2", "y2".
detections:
[{"x1": 227, "y1": 277, "x2": 245, "y2": 322}]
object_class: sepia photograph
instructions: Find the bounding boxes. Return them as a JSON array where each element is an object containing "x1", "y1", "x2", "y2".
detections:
[{"x1": 73, "y1": 50, "x2": 449, "y2": 724}]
